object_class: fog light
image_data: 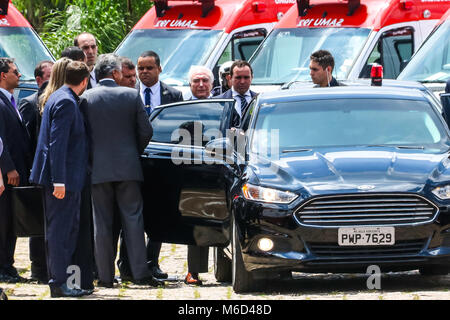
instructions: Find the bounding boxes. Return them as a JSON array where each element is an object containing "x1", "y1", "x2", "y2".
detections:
[{"x1": 258, "y1": 238, "x2": 274, "y2": 252}]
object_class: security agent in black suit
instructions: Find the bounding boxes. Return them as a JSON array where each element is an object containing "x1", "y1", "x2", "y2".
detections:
[
  {"x1": 18, "y1": 60, "x2": 54, "y2": 284},
  {"x1": 0, "y1": 58, "x2": 31, "y2": 284},
  {"x1": 215, "y1": 60, "x2": 257, "y2": 127},
  {"x1": 117, "y1": 50, "x2": 183, "y2": 281}
]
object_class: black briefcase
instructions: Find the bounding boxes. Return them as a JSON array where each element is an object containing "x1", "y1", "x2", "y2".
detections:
[{"x1": 11, "y1": 186, "x2": 45, "y2": 237}]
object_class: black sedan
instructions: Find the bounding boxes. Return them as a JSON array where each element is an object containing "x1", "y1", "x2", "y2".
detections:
[{"x1": 142, "y1": 84, "x2": 450, "y2": 292}]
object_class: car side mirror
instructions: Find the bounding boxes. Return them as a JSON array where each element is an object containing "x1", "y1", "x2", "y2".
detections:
[{"x1": 441, "y1": 93, "x2": 450, "y2": 129}]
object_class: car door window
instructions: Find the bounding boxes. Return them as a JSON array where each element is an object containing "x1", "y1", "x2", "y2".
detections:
[
  {"x1": 150, "y1": 100, "x2": 233, "y2": 146},
  {"x1": 360, "y1": 27, "x2": 414, "y2": 79},
  {"x1": 217, "y1": 29, "x2": 267, "y2": 65}
]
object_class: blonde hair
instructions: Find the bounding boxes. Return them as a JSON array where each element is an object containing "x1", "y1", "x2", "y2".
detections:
[{"x1": 39, "y1": 57, "x2": 73, "y2": 114}]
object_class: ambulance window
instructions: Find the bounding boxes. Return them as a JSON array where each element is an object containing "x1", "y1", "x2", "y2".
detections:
[
  {"x1": 218, "y1": 29, "x2": 267, "y2": 65},
  {"x1": 360, "y1": 27, "x2": 414, "y2": 79}
]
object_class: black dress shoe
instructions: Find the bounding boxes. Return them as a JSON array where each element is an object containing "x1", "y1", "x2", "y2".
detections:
[
  {"x1": 0, "y1": 288, "x2": 7, "y2": 300},
  {"x1": 97, "y1": 280, "x2": 114, "y2": 288},
  {"x1": 132, "y1": 276, "x2": 165, "y2": 287},
  {"x1": 149, "y1": 265, "x2": 168, "y2": 279},
  {"x1": 0, "y1": 272, "x2": 25, "y2": 284},
  {"x1": 50, "y1": 283, "x2": 88, "y2": 298}
]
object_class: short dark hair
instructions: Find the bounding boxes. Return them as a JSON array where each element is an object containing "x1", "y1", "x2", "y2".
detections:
[
  {"x1": 61, "y1": 46, "x2": 86, "y2": 62},
  {"x1": 310, "y1": 50, "x2": 335, "y2": 70},
  {"x1": 34, "y1": 60, "x2": 54, "y2": 79},
  {"x1": 65, "y1": 61, "x2": 90, "y2": 86},
  {"x1": 0, "y1": 57, "x2": 14, "y2": 74},
  {"x1": 74, "y1": 32, "x2": 96, "y2": 47},
  {"x1": 230, "y1": 60, "x2": 253, "y2": 77},
  {"x1": 139, "y1": 51, "x2": 160, "y2": 67},
  {"x1": 120, "y1": 57, "x2": 135, "y2": 70}
]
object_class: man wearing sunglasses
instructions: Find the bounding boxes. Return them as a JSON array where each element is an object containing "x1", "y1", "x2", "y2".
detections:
[{"x1": 0, "y1": 58, "x2": 31, "y2": 283}]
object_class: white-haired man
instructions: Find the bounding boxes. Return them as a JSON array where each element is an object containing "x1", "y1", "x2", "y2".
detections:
[
  {"x1": 188, "y1": 65, "x2": 214, "y2": 100},
  {"x1": 184, "y1": 66, "x2": 213, "y2": 285}
]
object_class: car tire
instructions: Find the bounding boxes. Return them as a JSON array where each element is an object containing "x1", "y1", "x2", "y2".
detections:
[
  {"x1": 231, "y1": 215, "x2": 258, "y2": 293},
  {"x1": 419, "y1": 265, "x2": 449, "y2": 276},
  {"x1": 214, "y1": 247, "x2": 232, "y2": 282}
]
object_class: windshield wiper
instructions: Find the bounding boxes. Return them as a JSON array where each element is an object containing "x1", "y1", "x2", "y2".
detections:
[
  {"x1": 419, "y1": 80, "x2": 447, "y2": 84},
  {"x1": 282, "y1": 148, "x2": 312, "y2": 153},
  {"x1": 366, "y1": 145, "x2": 425, "y2": 149},
  {"x1": 396, "y1": 145, "x2": 425, "y2": 150}
]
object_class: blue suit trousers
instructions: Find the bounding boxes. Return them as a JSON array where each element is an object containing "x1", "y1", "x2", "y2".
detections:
[{"x1": 44, "y1": 188, "x2": 80, "y2": 287}]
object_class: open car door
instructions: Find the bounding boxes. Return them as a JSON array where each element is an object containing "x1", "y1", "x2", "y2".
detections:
[{"x1": 141, "y1": 99, "x2": 235, "y2": 247}]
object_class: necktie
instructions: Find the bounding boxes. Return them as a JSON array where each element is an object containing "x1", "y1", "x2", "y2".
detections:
[
  {"x1": 10, "y1": 96, "x2": 21, "y2": 120},
  {"x1": 144, "y1": 87, "x2": 152, "y2": 115},
  {"x1": 238, "y1": 94, "x2": 248, "y2": 117}
]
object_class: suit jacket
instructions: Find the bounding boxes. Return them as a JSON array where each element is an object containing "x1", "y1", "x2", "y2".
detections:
[
  {"x1": 215, "y1": 89, "x2": 257, "y2": 127},
  {"x1": 137, "y1": 81, "x2": 184, "y2": 106},
  {"x1": 30, "y1": 85, "x2": 89, "y2": 192},
  {"x1": 18, "y1": 92, "x2": 41, "y2": 153},
  {"x1": 82, "y1": 80, "x2": 153, "y2": 185},
  {"x1": 446, "y1": 79, "x2": 450, "y2": 94},
  {"x1": 0, "y1": 91, "x2": 32, "y2": 183}
]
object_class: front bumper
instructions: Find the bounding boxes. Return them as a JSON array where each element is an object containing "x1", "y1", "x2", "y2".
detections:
[{"x1": 235, "y1": 198, "x2": 450, "y2": 273}]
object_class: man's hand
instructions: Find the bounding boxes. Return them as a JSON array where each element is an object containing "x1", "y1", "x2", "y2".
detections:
[
  {"x1": 53, "y1": 185, "x2": 65, "y2": 199},
  {"x1": 7, "y1": 170, "x2": 20, "y2": 187}
]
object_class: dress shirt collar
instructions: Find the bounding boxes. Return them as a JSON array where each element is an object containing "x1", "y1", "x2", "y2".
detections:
[
  {"x1": 99, "y1": 78, "x2": 116, "y2": 85},
  {"x1": 231, "y1": 88, "x2": 251, "y2": 99},
  {"x1": 0, "y1": 87, "x2": 13, "y2": 102},
  {"x1": 141, "y1": 81, "x2": 160, "y2": 95}
]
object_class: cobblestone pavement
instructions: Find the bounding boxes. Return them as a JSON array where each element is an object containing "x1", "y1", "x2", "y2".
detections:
[{"x1": 1, "y1": 238, "x2": 450, "y2": 300}]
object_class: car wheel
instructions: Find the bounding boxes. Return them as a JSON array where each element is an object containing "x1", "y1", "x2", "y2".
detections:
[
  {"x1": 231, "y1": 215, "x2": 258, "y2": 293},
  {"x1": 214, "y1": 247, "x2": 232, "y2": 282},
  {"x1": 419, "y1": 265, "x2": 449, "y2": 276}
]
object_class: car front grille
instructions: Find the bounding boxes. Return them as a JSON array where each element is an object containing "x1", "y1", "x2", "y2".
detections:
[
  {"x1": 295, "y1": 194, "x2": 438, "y2": 227},
  {"x1": 307, "y1": 239, "x2": 427, "y2": 258}
]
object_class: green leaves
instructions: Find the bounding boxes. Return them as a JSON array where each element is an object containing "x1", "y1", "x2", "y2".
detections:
[{"x1": 13, "y1": 0, "x2": 151, "y2": 58}]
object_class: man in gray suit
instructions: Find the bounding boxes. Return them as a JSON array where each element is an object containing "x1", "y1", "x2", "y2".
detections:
[{"x1": 82, "y1": 54, "x2": 163, "y2": 288}]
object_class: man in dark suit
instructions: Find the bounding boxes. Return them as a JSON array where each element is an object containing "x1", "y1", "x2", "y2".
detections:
[
  {"x1": 82, "y1": 53, "x2": 162, "y2": 288},
  {"x1": 118, "y1": 50, "x2": 183, "y2": 281},
  {"x1": 74, "y1": 32, "x2": 98, "y2": 89},
  {"x1": 215, "y1": 60, "x2": 257, "y2": 127},
  {"x1": 0, "y1": 58, "x2": 31, "y2": 283},
  {"x1": 18, "y1": 60, "x2": 54, "y2": 284},
  {"x1": 30, "y1": 61, "x2": 91, "y2": 298}
]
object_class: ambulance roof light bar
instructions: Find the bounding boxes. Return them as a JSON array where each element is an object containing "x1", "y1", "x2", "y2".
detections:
[
  {"x1": 0, "y1": 0, "x2": 9, "y2": 16},
  {"x1": 153, "y1": 0, "x2": 215, "y2": 18},
  {"x1": 296, "y1": 0, "x2": 361, "y2": 17}
]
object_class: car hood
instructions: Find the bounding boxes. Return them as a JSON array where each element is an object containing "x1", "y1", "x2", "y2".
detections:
[{"x1": 249, "y1": 147, "x2": 450, "y2": 196}]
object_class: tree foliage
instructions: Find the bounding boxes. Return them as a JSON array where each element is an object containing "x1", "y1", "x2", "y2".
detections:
[{"x1": 12, "y1": 0, "x2": 152, "y2": 58}]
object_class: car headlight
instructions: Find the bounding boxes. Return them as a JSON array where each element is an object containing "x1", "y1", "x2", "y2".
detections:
[
  {"x1": 432, "y1": 185, "x2": 450, "y2": 200},
  {"x1": 242, "y1": 183, "x2": 298, "y2": 204}
]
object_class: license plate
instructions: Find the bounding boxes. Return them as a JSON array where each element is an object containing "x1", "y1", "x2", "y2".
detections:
[{"x1": 338, "y1": 227, "x2": 395, "y2": 246}]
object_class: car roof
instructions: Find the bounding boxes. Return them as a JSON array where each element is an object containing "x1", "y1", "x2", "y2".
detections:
[{"x1": 258, "y1": 83, "x2": 427, "y2": 105}]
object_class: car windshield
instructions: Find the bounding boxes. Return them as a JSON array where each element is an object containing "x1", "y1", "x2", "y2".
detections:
[
  {"x1": 398, "y1": 20, "x2": 450, "y2": 83},
  {"x1": 0, "y1": 27, "x2": 54, "y2": 81},
  {"x1": 249, "y1": 28, "x2": 371, "y2": 85},
  {"x1": 251, "y1": 98, "x2": 447, "y2": 155},
  {"x1": 115, "y1": 29, "x2": 223, "y2": 86}
]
